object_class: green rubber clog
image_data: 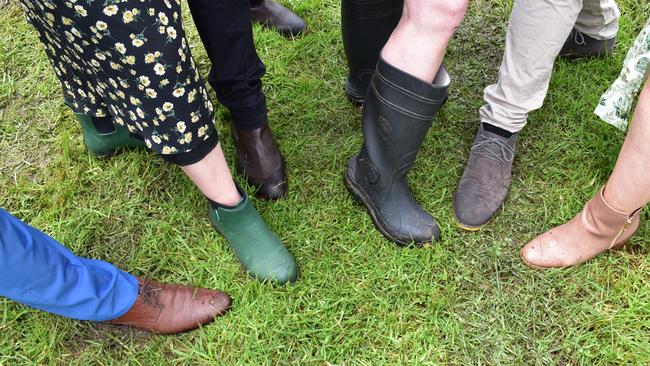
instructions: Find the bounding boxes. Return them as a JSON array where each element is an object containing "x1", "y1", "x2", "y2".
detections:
[
  {"x1": 209, "y1": 191, "x2": 299, "y2": 285},
  {"x1": 76, "y1": 113, "x2": 146, "y2": 158}
]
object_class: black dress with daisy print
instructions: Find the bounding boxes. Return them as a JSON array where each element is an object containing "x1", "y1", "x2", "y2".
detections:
[{"x1": 20, "y1": 0, "x2": 217, "y2": 158}]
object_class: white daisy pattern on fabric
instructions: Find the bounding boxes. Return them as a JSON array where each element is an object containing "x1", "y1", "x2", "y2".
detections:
[{"x1": 19, "y1": 0, "x2": 217, "y2": 156}]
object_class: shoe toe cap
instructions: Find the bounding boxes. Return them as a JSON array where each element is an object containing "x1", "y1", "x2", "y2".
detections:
[
  {"x1": 257, "y1": 178, "x2": 288, "y2": 200},
  {"x1": 453, "y1": 188, "x2": 499, "y2": 229},
  {"x1": 389, "y1": 212, "x2": 441, "y2": 245},
  {"x1": 274, "y1": 12, "x2": 307, "y2": 36},
  {"x1": 249, "y1": 249, "x2": 299, "y2": 285},
  {"x1": 267, "y1": 261, "x2": 299, "y2": 284},
  {"x1": 276, "y1": 20, "x2": 307, "y2": 36},
  {"x1": 411, "y1": 221, "x2": 441, "y2": 244},
  {"x1": 520, "y1": 241, "x2": 545, "y2": 268},
  {"x1": 196, "y1": 289, "x2": 233, "y2": 317},
  {"x1": 520, "y1": 233, "x2": 567, "y2": 269}
]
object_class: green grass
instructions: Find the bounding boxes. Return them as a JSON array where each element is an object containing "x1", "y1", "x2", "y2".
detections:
[{"x1": 1, "y1": 0, "x2": 649, "y2": 364}]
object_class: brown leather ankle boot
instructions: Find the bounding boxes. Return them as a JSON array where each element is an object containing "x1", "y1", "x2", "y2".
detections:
[
  {"x1": 521, "y1": 186, "x2": 643, "y2": 269},
  {"x1": 231, "y1": 124, "x2": 288, "y2": 200},
  {"x1": 106, "y1": 278, "x2": 231, "y2": 334}
]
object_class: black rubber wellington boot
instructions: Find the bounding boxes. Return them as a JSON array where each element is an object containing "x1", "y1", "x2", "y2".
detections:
[
  {"x1": 341, "y1": 0, "x2": 403, "y2": 106},
  {"x1": 345, "y1": 57, "x2": 451, "y2": 246}
]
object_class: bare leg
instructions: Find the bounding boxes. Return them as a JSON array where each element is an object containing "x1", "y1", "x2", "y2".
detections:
[
  {"x1": 604, "y1": 82, "x2": 650, "y2": 213},
  {"x1": 381, "y1": 0, "x2": 467, "y2": 82},
  {"x1": 181, "y1": 144, "x2": 242, "y2": 206}
]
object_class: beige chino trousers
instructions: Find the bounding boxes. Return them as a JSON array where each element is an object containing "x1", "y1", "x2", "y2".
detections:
[{"x1": 480, "y1": 0, "x2": 620, "y2": 132}]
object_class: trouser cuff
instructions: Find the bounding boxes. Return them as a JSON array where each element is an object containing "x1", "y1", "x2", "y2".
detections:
[{"x1": 231, "y1": 107, "x2": 269, "y2": 130}]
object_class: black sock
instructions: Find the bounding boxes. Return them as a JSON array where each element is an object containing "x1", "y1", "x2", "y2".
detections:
[
  {"x1": 92, "y1": 116, "x2": 116, "y2": 134},
  {"x1": 208, "y1": 197, "x2": 240, "y2": 210},
  {"x1": 482, "y1": 123, "x2": 514, "y2": 138},
  {"x1": 249, "y1": 0, "x2": 264, "y2": 7}
]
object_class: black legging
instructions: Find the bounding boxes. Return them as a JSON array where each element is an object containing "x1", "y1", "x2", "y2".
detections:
[{"x1": 188, "y1": 0, "x2": 269, "y2": 131}]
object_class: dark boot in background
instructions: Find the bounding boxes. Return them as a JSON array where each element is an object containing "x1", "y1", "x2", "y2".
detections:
[
  {"x1": 341, "y1": 0, "x2": 403, "y2": 106},
  {"x1": 232, "y1": 124, "x2": 288, "y2": 200},
  {"x1": 250, "y1": 0, "x2": 308, "y2": 37},
  {"x1": 559, "y1": 28, "x2": 616, "y2": 59},
  {"x1": 345, "y1": 57, "x2": 450, "y2": 246}
]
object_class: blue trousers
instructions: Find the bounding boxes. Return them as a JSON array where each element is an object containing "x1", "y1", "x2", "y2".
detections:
[{"x1": 0, "y1": 208, "x2": 138, "y2": 322}]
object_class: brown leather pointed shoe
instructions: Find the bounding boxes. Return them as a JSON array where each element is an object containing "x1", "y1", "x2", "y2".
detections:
[
  {"x1": 106, "y1": 278, "x2": 231, "y2": 334},
  {"x1": 232, "y1": 124, "x2": 288, "y2": 200},
  {"x1": 250, "y1": 0, "x2": 307, "y2": 37}
]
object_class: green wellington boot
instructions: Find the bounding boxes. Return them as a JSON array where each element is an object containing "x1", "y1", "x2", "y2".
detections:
[
  {"x1": 76, "y1": 113, "x2": 146, "y2": 158},
  {"x1": 209, "y1": 190, "x2": 299, "y2": 284}
]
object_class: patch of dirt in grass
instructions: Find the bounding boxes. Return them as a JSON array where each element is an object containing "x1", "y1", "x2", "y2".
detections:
[{"x1": 63, "y1": 323, "x2": 154, "y2": 357}]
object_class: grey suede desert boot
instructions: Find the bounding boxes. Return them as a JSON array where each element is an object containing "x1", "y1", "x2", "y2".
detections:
[{"x1": 454, "y1": 125, "x2": 518, "y2": 230}]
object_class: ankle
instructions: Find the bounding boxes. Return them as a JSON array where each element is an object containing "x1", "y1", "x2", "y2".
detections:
[{"x1": 602, "y1": 185, "x2": 639, "y2": 215}]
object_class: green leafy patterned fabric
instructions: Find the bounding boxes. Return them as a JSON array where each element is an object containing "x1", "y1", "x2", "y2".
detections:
[{"x1": 595, "y1": 17, "x2": 650, "y2": 130}]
